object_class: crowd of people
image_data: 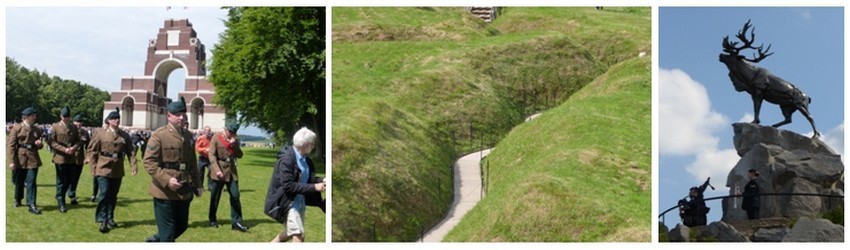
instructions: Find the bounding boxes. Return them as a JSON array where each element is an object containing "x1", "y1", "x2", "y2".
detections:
[{"x1": 6, "y1": 99, "x2": 326, "y2": 242}]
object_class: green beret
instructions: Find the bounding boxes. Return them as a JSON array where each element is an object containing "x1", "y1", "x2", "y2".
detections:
[
  {"x1": 167, "y1": 96, "x2": 187, "y2": 114},
  {"x1": 60, "y1": 106, "x2": 71, "y2": 117},
  {"x1": 73, "y1": 114, "x2": 84, "y2": 122},
  {"x1": 107, "y1": 107, "x2": 120, "y2": 120},
  {"x1": 225, "y1": 118, "x2": 240, "y2": 132},
  {"x1": 21, "y1": 107, "x2": 36, "y2": 116}
]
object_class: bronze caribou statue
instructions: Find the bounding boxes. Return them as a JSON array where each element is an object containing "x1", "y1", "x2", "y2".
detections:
[{"x1": 719, "y1": 20, "x2": 820, "y2": 138}]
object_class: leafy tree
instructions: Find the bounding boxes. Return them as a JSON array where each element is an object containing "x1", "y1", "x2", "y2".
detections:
[
  {"x1": 5, "y1": 57, "x2": 109, "y2": 126},
  {"x1": 209, "y1": 7, "x2": 325, "y2": 153}
]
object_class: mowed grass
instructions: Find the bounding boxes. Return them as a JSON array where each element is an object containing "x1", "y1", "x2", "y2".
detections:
[
  {"x1": 332, "y1": 7, "x2": 649, "y2": 241},
  {"x1": 5, "y1": 147, "x2": 325, "y2": 242},
  {"x1": 444, "y1": 57, "x2": 651, "y2": 242}
]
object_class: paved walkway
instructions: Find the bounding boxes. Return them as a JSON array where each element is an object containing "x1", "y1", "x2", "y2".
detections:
[
  {"x1": 420, "y1": 148, "x2": 491, "y2": 242},
  {"x1": 419, "y1": 112, "x2": 539, "y2": 242}
]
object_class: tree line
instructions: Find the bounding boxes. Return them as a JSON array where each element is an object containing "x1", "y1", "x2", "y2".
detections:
[
  {"x1": 210, "y1": 7, "x2": 325, "y2": 152},
  {"x1": 5, "y1": 57, "x2": 110, "y2": 127}
]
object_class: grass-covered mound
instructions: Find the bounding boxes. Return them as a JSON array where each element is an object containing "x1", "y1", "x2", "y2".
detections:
[
  {"x1": 332, "y1": 7, "x2": 649, "y2": 241},
  {"x1": 444, "y1": 56, "x2": 651, "y2": 242}
]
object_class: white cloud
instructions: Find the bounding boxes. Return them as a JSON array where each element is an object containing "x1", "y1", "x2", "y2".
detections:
[
  {"x1": 6, "y1": 7, "x2": 227, "y2": 96},
  {"x1": 685, "y1": 148, "x2": 740, "y2": 190},
  {"x1": 660, "y1": 68, "x2": 729, "y2": 155},
  {"x1": 737, "y1": 113, "x2": 754, "y2": 123}
]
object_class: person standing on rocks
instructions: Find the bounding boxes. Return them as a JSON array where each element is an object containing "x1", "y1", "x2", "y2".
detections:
[{"x1": 742, "y1": 169, "x2": 760, "y2": 220}]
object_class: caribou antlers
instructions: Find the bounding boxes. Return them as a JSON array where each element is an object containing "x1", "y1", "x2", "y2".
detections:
[{"x1": 722, "y1": 20, "x2": 775, "y2": 63}]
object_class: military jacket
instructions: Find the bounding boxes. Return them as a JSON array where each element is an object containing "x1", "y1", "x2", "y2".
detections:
[
  {"x1": 144, "y1": 123, "x2": 200, "y2": 201},
  {"x1": 75, "y1": 128, "x2": 91, "y2": 166},
  {"x1": 49, "y1": 121, "x2": 81, "y2": 165},
  {"x1": 6, "y1": 122, "x2": 44, "y2": 169},
  {"x1": 86, "y1": 126, "x2": 137, "y2": 178},
  {"x1": 209, "y1": 132, "x2": 244, "y2": 182}
]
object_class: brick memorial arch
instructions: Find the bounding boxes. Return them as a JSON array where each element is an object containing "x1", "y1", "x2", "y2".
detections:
[{"x1": 103, "y1": 19, "x2": 224, "y2": 131}]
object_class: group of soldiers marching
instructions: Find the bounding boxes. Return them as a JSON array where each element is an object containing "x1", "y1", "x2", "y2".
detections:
[{"x1": 6, "y1": 97, "x2": 250, "y2": 241}]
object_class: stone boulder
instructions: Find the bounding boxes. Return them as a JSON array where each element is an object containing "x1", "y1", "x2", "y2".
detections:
[
  {"x1": 697, "y1": 221, "x2": 748, "y2": 242},
  {"x1": 667, "y1": 223, "x2": 690, "y2": 242},
  {"x1": 752, "y1": 227, "x2": 789, "y2": 242},
  {"x1": 782, "y1": 217, "x2": 844, "y2": 242},
  {"x1": 722, "y1": 123, "x2": 844, "y2": 223}
]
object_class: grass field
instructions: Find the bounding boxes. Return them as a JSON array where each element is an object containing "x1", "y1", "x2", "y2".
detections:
[
  {"x1": 332, "y1": 7, "x2": 649, "y2": 241},
  {"x1": 444, "y1": 56, "x2": 651, "y2": 242},
  {"x1": 4, "y1": 147, "x2": 325, "y2": 242}
]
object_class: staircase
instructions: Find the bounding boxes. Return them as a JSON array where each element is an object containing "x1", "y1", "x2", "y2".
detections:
[{"x1": 466, "y1": 6, "x2": 497, "y2": 23}]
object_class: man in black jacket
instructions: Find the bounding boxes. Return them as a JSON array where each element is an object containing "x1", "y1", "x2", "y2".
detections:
[
  {"x1": 679, "y1": 178, "x2": 712, "y2": 227},
  {"x1": 265, "y1": 127, "x2": 325, "y2": 243}
]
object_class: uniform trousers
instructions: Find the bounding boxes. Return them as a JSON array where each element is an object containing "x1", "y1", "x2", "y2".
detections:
[
  {"x1": 95, "y1": 176, "x2": 122, "y2": 223},
  {"x1": 13, "y1": 168, "x2": 39, "y2": 205},
  {"x1": 209, "y1": 179, "x2": 243, "y2": 224},
  {"x1": 153, "y1": 198, "x2": 192, "y2": 242}
]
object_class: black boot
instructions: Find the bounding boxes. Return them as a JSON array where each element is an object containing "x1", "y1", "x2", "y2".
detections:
[
  {"x1": 58, "y1": 199, "x2": 68, "y2": 213},
  {"x1": 231, "y1": 222, "x2": 249, "y2": 232},
  {"x1": 28, "y1": 205, "x2": 42, "y2": 215},
  {"x1": 107, "y1": 220, "x2": 118, "y2": 228},
  {"x1": 99, "y1": 222, "x2": 110, "y2": 233},
  {"x1": 13, "y1": 200, "x2": 21, "y2": 208},
  {"x1": 70, "y1": 197, "x2": 79, "y2": 205}
]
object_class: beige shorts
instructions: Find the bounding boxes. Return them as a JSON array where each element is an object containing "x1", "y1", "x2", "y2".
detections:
[{"x1": 286, "y1": 208, "x2": 306, "y2": 237}]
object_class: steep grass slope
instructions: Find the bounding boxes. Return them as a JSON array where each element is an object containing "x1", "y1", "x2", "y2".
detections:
[
  {"x1": 332, "y1": 7, "x2": 649, "y2": 241},
  {"x1": 444, "y1": 56, "x2": 651, "y2": 242}
]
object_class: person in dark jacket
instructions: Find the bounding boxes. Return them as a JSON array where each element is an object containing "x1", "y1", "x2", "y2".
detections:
[
  {"x1": 264, "y1": 127, "x2": 325, "y2": 243},
  {"x1": 679, "y1": 177, "x2": 711, "y2": 227},
  {"x1": 742, "y1": 169, "x2": 761, "y2": 220}
]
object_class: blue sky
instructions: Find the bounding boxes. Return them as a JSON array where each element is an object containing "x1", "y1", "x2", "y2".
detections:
[
  {"x1": 5, "y1": 7, "x2": 270, "y2": 137},
  {"x1": 659, "y1": 7, "x2": 844, "y2": 229}
]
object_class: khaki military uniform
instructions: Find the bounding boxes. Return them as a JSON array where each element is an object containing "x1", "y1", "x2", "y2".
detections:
[
  {"x1": 49, "y1": 121, "x2": 80, "y2": 164},
  {"x1": 7, "y1": 121, "x2": 44, "y2": 207},
  {"x1": 49, "y1": 120, "x2": 82, "y2": 207},
  {"x1": 6, "y1": 122, "x2": 44, "y2": 169},
  {"x1": 86, "y1": 127, "x2": 137, "y2": 178},
  {"x1": 208, "y1": 133, "x2": 243, "y2": 182},
  {"x1": 144, "y1": 123, "x2": 200, "y2": 200}
]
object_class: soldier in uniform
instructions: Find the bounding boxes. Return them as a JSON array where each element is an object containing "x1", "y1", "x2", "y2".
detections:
[
  {"x1": 87, "y1": 107, "x2": 138, "y2": 233},
  {"x1": 208, "y1": 119, "x2": 248, "y2": 231},
  {"x1": 71, "y1": 114, "x2": 90, "y2": 205},
  {"x1": 88, "y1": 118, "x2": 108, "y2": 202},
  {"x1": 144, "y1": 97, "x2": 201, "y2": 242},
  {"x1": 49, "y1": 106, "x2": 81, "y2": 213},
  {"x1": 7, "y1": 107, "x2": 45, "y2": 214}
]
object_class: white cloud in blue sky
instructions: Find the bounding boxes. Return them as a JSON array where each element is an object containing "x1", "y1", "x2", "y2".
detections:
[{"x1": 659, "y1": 68, "x2": 728, "y2": 155}]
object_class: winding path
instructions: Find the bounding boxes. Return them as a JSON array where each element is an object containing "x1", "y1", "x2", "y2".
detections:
[
  {"x1": 419, "y1": 113, "x2": 540, "y2": 242},
  {"x1": 420, "y1": 148, "x2": 491, "y2": 242}
]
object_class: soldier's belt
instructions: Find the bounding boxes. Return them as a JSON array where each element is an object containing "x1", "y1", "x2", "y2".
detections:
[
  {"x1": 99, "y1": 152, "x2": 125, "y2": 159},
  {"x1": 18, "y1": 144, "x2": 36, "y2": 150},
  {"x1": 161, "y1": 162, "x2": 188, "y2": 171},
  {"x1": 216, "y1": 156, "x2": 233, "y2": 162}
]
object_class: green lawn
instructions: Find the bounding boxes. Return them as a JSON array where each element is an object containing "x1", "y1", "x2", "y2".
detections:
[
  {"x1": 5, "y1": 147, "x2": 325, "y2": 242},
  {"x1": 332, "y1": 7, "x2": 649, "y2": 241}
]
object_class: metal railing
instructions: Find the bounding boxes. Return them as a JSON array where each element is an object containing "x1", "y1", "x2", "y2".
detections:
[{"x1": 659, "y1": 192, "x2": 844, "y2": 225}]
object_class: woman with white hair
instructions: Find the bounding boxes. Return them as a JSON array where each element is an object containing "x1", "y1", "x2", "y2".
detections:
[{"x1": 264, "y1": 127, "x2": 325, "y2": 242}]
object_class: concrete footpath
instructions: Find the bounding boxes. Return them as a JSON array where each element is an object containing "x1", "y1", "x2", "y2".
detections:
[{"x1": 419, "y1": 148, "x2": 491, "y2": 242}]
